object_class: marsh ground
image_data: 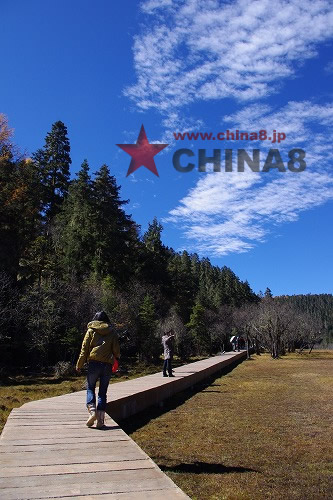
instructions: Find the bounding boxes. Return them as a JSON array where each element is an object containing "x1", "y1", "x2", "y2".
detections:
[{"x1": 125, "y1": 352, "x2": 333, "y2": 500}]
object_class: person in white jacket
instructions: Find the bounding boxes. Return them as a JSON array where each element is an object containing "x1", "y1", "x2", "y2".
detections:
[{"x1": 162, "y1": 329, "x2": 175, "y2": 377}]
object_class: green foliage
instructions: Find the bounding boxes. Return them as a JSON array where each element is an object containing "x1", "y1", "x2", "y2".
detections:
[
  {"x1": 186, "y1": 302, "x2": 209, "y2": 354},
  {"x1": 137, "y1": 294, "x2": 160, "y2": 362},
  {"x1": 0, "y1": 156, "x2": 41, "y2": 279},
  {"x1": 33, "y1": 121, "x2": 71, "y2": 221},
  {"x1": 90, "y1": 164, "x2": 138, "y2": 283},
  {"x1": 139, "y1": 217, "x2": 171, "y2": 292},
  {"x1": 54, "y1": 159, "x2": 95, "y2": 278}
]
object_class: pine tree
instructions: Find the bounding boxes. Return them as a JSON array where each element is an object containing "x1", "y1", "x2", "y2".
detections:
[
  {"x1": 140, "y1": 217, "x2": 170, "y2": 290},
  {"x1": 143, "y1": 217, "x2": 163, "y2": 252},
  {"x1": 167, "y1": 251, "x2": 196, "y2": 322},
  {"x1": 91, "y1": 164, "x2": 138, "y2": 283},
  {"x1": 24, "y1": 121, "x2": 72, "y2": 283},
  {"x1": 186, "y1": 301, "x2": 209, "y2": 354},
  {"x1": 33, "y1": 120, "x2": 71, "y2": 221},
  {"x1": 55, "y1": 160, "x2": 95, "y2": 278},
  {"x1": 0, "y1": 155, "x2": 21, "y2": 277},
  {"x1": 137, "y1": 294, "x2": 159, "y2": 361},
  {"x1": 0, "y1": 116, "x2": 41, "y2": 279}
]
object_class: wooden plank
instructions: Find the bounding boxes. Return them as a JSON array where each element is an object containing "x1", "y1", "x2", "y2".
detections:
[
  {"x1": 1, "y1": 429, "x2": 122, "y2": 440},
  {"x1": 0, "y1": 438, "x2": 130, "y2": 453},
  {"x1": 4, "y1": 422, "x2": 99, "y2": 428},
  {"x1": 1, "y1": 442, "x2": 146, "y2": 467},
  {"x1": 0, "y1": 458, "x2": 155, "y2": 477},
  {"x1": 6, "y1": 419, "x2": 87, "y2": 424},
  {"x1": 0, "y1": 468, "x2": 181, "y2": 499},
  {"x1": 0, "y1": 435, "x2": 125, "y2": 446}
]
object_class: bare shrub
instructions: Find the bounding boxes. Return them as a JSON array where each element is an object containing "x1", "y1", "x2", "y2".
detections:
[{"x1": 53, "y1": 361, "x2": 75, "y2": 379}]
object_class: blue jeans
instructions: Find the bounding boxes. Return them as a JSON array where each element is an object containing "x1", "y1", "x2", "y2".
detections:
[
  {"x1": 163, "y1": 358, "x2": 172, "y2": 376},
  {"x1": 86, "y1": 361, "x2": 112, "y2": 411}
]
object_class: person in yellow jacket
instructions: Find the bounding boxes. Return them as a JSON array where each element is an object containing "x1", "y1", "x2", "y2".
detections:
[{"x1": 76, "y1": 311, "x2": 120, "y2": 428}]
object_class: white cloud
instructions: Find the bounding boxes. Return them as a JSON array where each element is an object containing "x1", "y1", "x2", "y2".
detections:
[
  {"x1": 165, "y1": 101, "x2": 333, "y2": 256},
  {"x1": 126, "y1": 0, "x2": 333, "y2": 113},
  {"x1": 141, "y1": 0, "x2": 175, "y2": 14},
  {"x1": 223, "y1": 101, "x2": 333, "y2": 166},
  {"x1": 167, "y1": 170, "x2": 333, "y2": 256},
  {"x1": 160, "y1": 113, "x2": 204, "y2": 146}
]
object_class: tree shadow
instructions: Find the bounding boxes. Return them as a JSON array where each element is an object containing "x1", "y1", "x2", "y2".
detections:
[
  {"x1": 120, "y1": 357, "x2": 245, "y2": 434},
  {"x1": 159, "y1": 461, "x2": 258, "y2": 474}
]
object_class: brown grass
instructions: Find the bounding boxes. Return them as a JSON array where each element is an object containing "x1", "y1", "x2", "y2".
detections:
[{"x1": 127, "y1": 352, "x2": 333, "y2": 500}]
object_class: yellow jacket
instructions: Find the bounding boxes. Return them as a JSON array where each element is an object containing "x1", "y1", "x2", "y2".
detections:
[{"x1": 76, "y1": 321, "x2": 120, "y2": 370}]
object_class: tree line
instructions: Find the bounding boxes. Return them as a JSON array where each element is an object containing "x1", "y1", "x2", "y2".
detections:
[{"x1": 0, "y1": 115, "x2": 330, "y2": 371}]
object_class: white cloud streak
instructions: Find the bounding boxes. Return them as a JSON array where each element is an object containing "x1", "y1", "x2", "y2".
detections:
[
  {"x1": 165, "y1": 101, "x2": 333, "y2": 256},
  {"x1": 125, "y1": 0, "x2": 333, "y2": 118}
]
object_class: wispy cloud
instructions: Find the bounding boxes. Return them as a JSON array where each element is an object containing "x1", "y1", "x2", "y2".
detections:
[
  {"x1": 125, "y1": 0, "x2": 333, "y2": 120},
  {"x1": 165, "y1": 101, "x2": 333, "y2": 256},
  {"x1": 141, "y1": 0, "x2": 174, "y2": 13},
  {"x1": 166, "y1": 170, "x2": 333, "y2": 256}
]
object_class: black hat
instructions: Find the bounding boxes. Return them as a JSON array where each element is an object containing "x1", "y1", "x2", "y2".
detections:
[{"x1": 93, "y1": 311, "x2": 110, "y2": 323}]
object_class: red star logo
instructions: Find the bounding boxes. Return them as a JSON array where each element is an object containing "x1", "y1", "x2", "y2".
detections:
[{"x1": 117, "y1": 125, "x2": 168, "y2": 177}]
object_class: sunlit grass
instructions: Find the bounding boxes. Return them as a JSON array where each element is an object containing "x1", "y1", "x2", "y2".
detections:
[{"x1": 127, "y1": 351, "x2": 333, "y2": 500}]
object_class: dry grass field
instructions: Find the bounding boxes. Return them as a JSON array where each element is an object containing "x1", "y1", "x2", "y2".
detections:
[{"x1": 125, "y1": 352, "x2": 333, "y2": 500}]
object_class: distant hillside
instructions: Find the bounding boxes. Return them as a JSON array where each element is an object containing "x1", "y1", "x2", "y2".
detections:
[{"x1": 276, "y1": 294, "x2": 333, "y2": 346}]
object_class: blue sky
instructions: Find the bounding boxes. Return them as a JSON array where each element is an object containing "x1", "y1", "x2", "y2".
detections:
[{"x1": 2, "y1": 0, "x2": 333, "y2": 296}]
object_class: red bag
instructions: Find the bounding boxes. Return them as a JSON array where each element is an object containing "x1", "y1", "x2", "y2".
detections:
[{"x1": 112, "y1": 358, "x2": 119, "y2": 373}]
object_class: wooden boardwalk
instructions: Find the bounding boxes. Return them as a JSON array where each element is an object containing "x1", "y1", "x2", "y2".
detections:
[{"x1": 0, "y1": 352, "x2": 245, "y2": 499}]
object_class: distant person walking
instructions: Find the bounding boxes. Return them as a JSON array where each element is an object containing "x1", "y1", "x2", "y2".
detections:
[
  {"x1": 76, "y1": 311, "x2": 120, "y2": 428},
  {"x1": 230, "y1": 335, "x2": 237, "y2": 352},
  {"x1": 162, "y1": 329, "x2": 175, "y2": 377}
]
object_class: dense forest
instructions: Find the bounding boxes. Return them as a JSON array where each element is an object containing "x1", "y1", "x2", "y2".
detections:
[{"x1": 0, "y1": 115, "x2": 331, "y2": 371}]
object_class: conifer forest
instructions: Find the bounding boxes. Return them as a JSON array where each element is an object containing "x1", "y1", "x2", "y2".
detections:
[{"x1": 1, "y1": 115, "x2": 332, "y2": 371}]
